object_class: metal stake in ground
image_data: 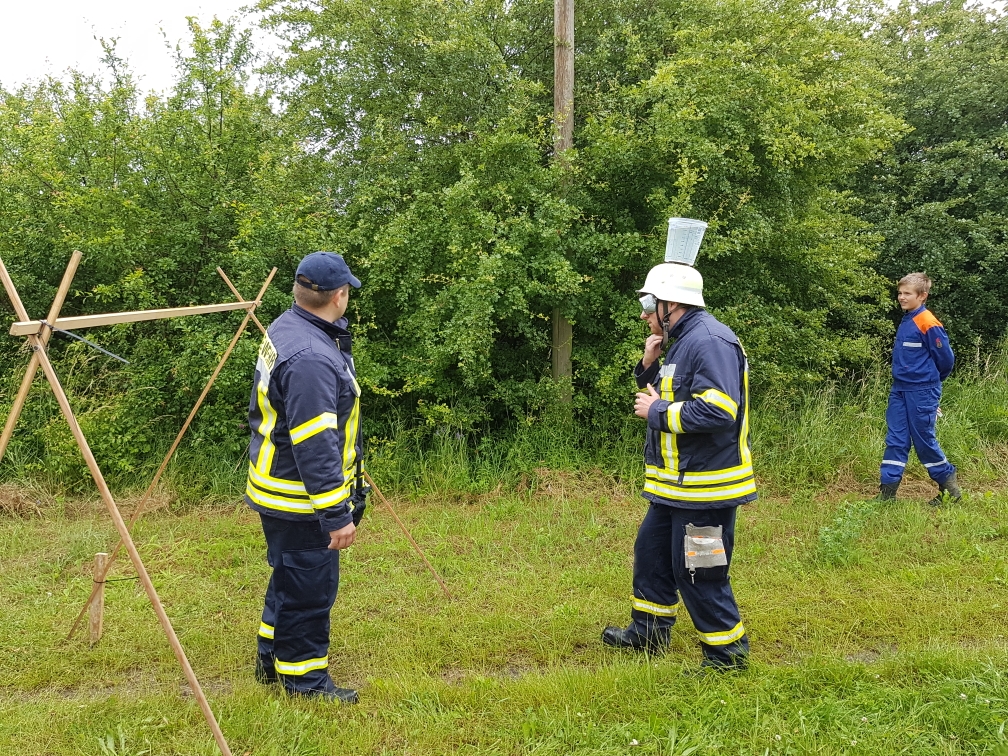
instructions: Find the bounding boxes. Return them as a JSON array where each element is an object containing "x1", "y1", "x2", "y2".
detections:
[
  {"x1": 0, "y1": 256, "x2": 233, "y2": 756},
  {"x1": 66, "y1": 267, "x2": 278, "y2": 640}
]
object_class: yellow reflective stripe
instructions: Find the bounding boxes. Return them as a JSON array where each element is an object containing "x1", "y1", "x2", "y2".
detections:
[
  {"x1": 644, "y1": 477, "x2": 757, "y2": 502},
  {"x1": 246, "y1": 482, "x2": 315, "y2": 513},
  {"x1": 290, "y1": 412, "x2": 340, "y2": 445},
  {"x1": 681, "y1": 467, "x2": 752, "y2": 484},
  {"x1": 341, "y1": 395, "x2": 361, "y2": 482},
  {"x1": 258, "y1": 622, "x2": 274, "y2": 639},
  {"x1": 632, "y1": 597, "x2": 679, "y2": 617},
  {"x1": 668, "y1": 401, "x2": 685, "y2": 433},
  {"x1": 274, "y1": 656, "x2": 328, "y2": 676},
  {"x1": 645, "y1": 464, "x2": 754, "y2": 485},
  {"x1": 247, "y1": 463, "x2": 309, "y2": 495},
  {"x1": 694, "y1": 389, "x2": 738, "y2": 420},
  {"x1": 254, "y1": 377, "x2": 277, "y2": 475},
  {"x1": 740, "y1": 362, "x2": 752, "y2": 465},
  {"x1": 311, "y1": 481, "x2": 353, "y2": 509},
  {"x1": 698, "y1": 622, "x2": 746, "y2": 646},
  {"x1": 657, "y1": 380, "x2": 679, "y2": 473}
]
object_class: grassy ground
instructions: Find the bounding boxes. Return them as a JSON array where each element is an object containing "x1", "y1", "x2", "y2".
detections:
[
  {"x1": 3, "y1": 469, "x2": 1008, "y2": 755},
  {"x1": 1, "y1": 355, "x2": 1007, "y2": 754}
]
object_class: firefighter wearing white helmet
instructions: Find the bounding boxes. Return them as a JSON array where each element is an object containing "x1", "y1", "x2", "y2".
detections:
[{"x1": 602, "y1": 261, "x2": 755, "y2": 671}]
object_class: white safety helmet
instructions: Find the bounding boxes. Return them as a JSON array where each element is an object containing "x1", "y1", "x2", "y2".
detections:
[{"x1": 637, "y1": 262, "x2": 705, "y2": 308}]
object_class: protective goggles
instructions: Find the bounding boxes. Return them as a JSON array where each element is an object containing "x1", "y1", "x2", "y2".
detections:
[{"x1": 639, "y1": 294, "x2": 658, "y2": 315}]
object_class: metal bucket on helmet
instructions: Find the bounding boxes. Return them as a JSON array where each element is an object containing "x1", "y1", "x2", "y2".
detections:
[{"x1": 664, "y1": 218, "x2": 707, "y2": 265}]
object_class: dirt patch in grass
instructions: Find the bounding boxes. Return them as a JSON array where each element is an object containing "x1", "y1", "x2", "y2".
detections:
[
  {"x1": 0, "y1": 484, "x2": 46, "y2": 517},
  {"x1": 531, "y1": 467, "x2": 635, "y2": 503}
]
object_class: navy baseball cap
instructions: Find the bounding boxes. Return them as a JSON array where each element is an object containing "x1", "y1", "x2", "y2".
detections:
[{"x1": 295, "y1": 251, "x2": 361, "y2": 291}]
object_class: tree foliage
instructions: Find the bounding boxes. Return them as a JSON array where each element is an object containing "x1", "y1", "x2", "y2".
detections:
[
  {"x1": 0, "y1": 21, "x2": 299, "y2": 481},
  {"x1": 0, "y1": 1, "x2": 1004, "y2": 484},
  {"x1": 262, "y1": 0, "x2": 903, "y2": 433},
  {"x1": 856, "y1": 0, "x2": 1008, "y2": 355}
]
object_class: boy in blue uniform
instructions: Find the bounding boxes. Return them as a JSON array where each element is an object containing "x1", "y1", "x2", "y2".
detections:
[{"x1": 877, "y1": 272, "x2": 961, "y2": 506}]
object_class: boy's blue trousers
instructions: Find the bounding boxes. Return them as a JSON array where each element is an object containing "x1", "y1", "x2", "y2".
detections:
[{"x1": 881, "y1": 385, "x2": 955, "y2": 485}]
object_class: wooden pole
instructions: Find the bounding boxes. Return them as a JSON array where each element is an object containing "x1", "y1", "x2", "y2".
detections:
[
  {"x1": 10, "y1": 300, "x2": 254, "y2": 337},
  {"x1": 66, "y1": 268, "x2": 277, "y2": 640},
  {"x1": 0, "y1": 257, "x2": 232, "y2": 756},
  {"x1": 89, "y1": 552, "x2": 107, "y2": 645},
  {"x1": 216, "y1": 268, "x2": 267, "y2": 335},
  {"x1": 363, "y1": 471, "x2": 452, "y2": 599},
  {"x1": 551, "y1": 0, "x2": 574, "y2": 399},
  {"x1": 0, "y1": 250, "x2": 82, "y2": 464},
  {"x1": 554, "y1": 0, "x2": 574, "y2": 157}
]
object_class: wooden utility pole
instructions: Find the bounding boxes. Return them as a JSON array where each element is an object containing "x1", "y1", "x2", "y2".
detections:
[{"x1": 552, "y1": 0, "x2": 574, "y2": 398}]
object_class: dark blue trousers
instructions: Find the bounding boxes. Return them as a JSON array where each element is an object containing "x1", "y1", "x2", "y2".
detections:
[
  {"x1": 630, "y1": 503, "x2": 749, "y2": 666},
  {"x1": 880, "y1": 385, "x2": 955, "y2": 486},
  {"x1": 257, "y1": 514, "x2": 339, "y2": 693}
]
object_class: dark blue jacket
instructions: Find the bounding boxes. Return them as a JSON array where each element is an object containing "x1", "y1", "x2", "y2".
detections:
[
  {"x1": 635, "y1": 308, "x2": 756, "y2": 509},
  {"x1": 244, "y1": 304, "x2": 362, "y2": 532},
  {"x1": 892, "y1": 305, "x2": 954, "y2": 390}
]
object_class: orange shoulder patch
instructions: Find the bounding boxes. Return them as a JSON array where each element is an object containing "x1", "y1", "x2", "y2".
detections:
[{"x1": 913, "y1": 309, "x2": 942, "y2": 333}]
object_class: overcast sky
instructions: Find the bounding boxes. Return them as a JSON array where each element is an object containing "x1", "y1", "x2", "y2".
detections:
[
  {"x1": 0, "y1": 0, "x2": 270, "y2": 95},
  {"x1": 2, "y1": 0, "x2": 1005, "y2": 97}
]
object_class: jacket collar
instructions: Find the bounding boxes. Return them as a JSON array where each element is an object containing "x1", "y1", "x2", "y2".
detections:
[
  {"x1": 668, "y1": 306, "x2": 706, "y2": 341},
  {"x1": 291, "y1": 303, "x2": 352, "y2": 351},
  {"x1": 903, "y1": 304, "x2": 926, "y2": 320}
]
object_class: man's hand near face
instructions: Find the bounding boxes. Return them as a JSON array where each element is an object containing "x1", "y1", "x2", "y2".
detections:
[{"x1": 643, "y1": 334, "x2": 664, "y2": 368}]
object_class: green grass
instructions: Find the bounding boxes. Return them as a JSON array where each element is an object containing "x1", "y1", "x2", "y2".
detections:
[
  {"x1": 2, "y1": 354, "x2": 1007, "y2": 753},
  {"x1": 3, "y1": 474, "x2": 1008, "y2": 754}
]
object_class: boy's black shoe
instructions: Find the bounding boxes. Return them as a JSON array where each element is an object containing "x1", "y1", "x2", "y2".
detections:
[
  {"x1": 871, "y1": 483, "x2": 899, "y2": 502},
  {"x1": 601, "y1": 625, "x2": 669, "y2": 653},
  {"x1": 929, "y1": 471, "x2": 962, "y2": 507},
  {"x1": 255, "y1": 654, "x2": 278, "y2": 685}
]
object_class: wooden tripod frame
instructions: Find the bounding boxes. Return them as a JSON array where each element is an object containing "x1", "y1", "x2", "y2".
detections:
[{"x1": 0, "y1": 253, "x2": 276, "y2": 756}]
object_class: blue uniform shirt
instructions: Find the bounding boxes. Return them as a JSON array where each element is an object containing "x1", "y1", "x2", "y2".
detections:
[{"x1": 892, "y1": 305, "x2": 954, "y2": 390}]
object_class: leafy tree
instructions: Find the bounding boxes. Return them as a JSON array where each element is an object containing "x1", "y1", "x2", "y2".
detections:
[
  {"x1": 0, "y1": 21, "x2": 291, "y2": 484},
  {"x1": 857, "y1": 0, "x2": 1008, "y2": 359},
  {"x1": 263, "y1": 0, "x2": 903, "y2": 434}
]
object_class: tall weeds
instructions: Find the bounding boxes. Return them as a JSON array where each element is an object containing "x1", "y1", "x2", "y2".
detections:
[{"x1": 3, "y1": 349, "x2": 1007, "y2": 500}]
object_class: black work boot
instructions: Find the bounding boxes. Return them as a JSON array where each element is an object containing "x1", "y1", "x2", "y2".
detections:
[
  {"x1": 601, "y1": 625, "x2": 669, "y2": 653},
  {"x1": 294, "y1": 679, "x2": 359, "y2": 704},
  {"x1": 929, "y1": 471, "x2": 962, "y2": 507},
  {"x1": 871, "y1": 483, "x2": 899, "y2": 502},
  {"x1": 255, "y1": 653, "x2": 278, "y2": 685}
]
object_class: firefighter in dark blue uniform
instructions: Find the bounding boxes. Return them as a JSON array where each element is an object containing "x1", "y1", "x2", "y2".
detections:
[
  {"x1": 603, "y1": 262, "x2": 754, "y2": 670},
  {"x1": 245, "y1": 252, "x2": 366, "y2": 703}
]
